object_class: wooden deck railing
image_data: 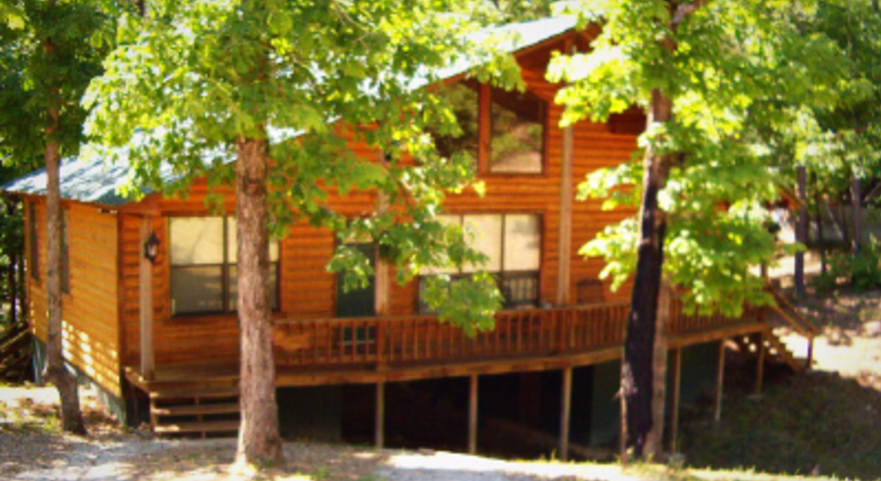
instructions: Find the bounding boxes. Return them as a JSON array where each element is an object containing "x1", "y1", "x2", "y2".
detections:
[
  {"x1": 667, "y1": 300, "x2": 767, "y2": 335},
  {"x1": 273, "y1": 302, "x2": 630, "y2": 368},
  {"x1": 272, "y1": 300, "x2": 768, "y2": 369}
]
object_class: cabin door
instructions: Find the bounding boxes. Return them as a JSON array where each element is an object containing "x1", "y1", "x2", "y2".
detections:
[{"x1": 336, "y1": 242, "x2": 376, "y2": 318}]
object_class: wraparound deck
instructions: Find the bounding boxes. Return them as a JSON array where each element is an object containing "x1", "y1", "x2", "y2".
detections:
[
  {"x1": 123, "y1": 299, "x2": 805, "y2": 453},
  {"x1": 126, "y1": 300, "x2": 771, "y2": 389}
]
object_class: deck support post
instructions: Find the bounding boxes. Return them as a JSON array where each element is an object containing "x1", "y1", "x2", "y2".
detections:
[
  {"x1": 556, "y1": 122, "x2": 575, "y2": 306},
  {"x1": 468, "y1": 374, "x2": 478, "y2": 454},
  {"x1": 715, "y1": 340, "x2": 725, "y2": 422},
  {"x1": 559, "y1": 367, "x2": 573, "y2": 461},
  {"x1": 138, "y1": 215, "x2": 154, "y2": 381},
  {"x1": 376, "y1": 381, "x2": 385, "y2": 448},
  {"x1": 755, "y1": 332, "x2": 765, "y2": 396},
  {"x1": 669, "y1": 347, "x2": 682, "y2": 453}
]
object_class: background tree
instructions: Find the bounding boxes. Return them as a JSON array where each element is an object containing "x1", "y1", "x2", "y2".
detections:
[
  {"x1": 85, "y1": 0, "x2": 522, "y2": 467},
  {"x1": 549, "y1": 0, "x2": 847, "y2": 458},
  {"x1": 805, "y1": 0, "x2": 881, "y2": 290},
  {"x1": 0, "y1": 167, "x2": 29, "y2": 328},
  {"x1": 0, "y1": 0, "x2": 116, "y2": 434}
]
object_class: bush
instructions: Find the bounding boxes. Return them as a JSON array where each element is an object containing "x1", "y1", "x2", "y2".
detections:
[{"x1": 814, "y1": 235, "x2": 881, "y2": 292}]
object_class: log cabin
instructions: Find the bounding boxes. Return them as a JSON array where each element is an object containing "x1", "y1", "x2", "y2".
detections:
[{"x1": 1, "y1": 16, "x2": 815, "y2": 457}]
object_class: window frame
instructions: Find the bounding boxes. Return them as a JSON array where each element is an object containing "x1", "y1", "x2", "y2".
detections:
[
  {"x1": 417, "y1": 212, "x2": 543, "y2": 313},
  {"x1": 481, "y1": 84, "x2": 548, "y2": 176},
  {"x1": 168, "y1": 216, "x2": 281, "y2": 317}
]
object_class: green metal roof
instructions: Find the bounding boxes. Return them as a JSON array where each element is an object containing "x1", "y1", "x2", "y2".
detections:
[{"x1": 1, "y1": 16, "x2": 578, "y2": 207}]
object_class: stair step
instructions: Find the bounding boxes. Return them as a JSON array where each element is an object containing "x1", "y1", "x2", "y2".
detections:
[
  {"x1": 152, "y1": 402, "x2": 240, "y2": 417},
  {"x1": 150, "y1": 387, "x2": 239, "y2": 400},
  {"x1": 154, "y1": 420, "x2": 240, "y2": 434}
]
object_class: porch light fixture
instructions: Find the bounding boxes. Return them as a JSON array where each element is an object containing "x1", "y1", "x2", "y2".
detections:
[{"x1": 144, "y1": 232, "x2": 160, "y2": 264}]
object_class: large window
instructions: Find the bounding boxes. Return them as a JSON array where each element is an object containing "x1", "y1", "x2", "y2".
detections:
[
  {"x1": 419, "y1": 213, "x2": 541, "y2": 312},
  {"x1": 489, "y1": 87, "x2": 545, "y2": 174},
  {"x1": 170, "y1": 217, "x2": 279, "y2": 316},
  {"x1": 428, "y1": 81, "x2": 546, "y2": 175}
]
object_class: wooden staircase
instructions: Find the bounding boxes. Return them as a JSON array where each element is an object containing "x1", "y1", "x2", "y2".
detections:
[
  {"x1": 0, "y1": 321, "x2": 32, "y2": 382},
  {"x1": 734, "y1": 331, "x2": 807, "y2": 373},
  {"x1": 127, "y1": 365, "x2": 241, "y2": 438},
  {"x1": 150, "y1": 385, "x2": 240, "y2": 437}
]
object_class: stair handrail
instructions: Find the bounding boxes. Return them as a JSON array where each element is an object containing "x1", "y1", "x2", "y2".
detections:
[
  {"x1": 767, "y1": 287, "x2": 818, "y2": 339},
  {"x1": 766, "y1": 286, "x2": 817, "y2": 370}
]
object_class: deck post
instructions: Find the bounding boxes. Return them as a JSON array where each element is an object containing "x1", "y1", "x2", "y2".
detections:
[
  {"x1": 376, "y1": 380, "x2": 385, "y2": 448},
  {"x1": 755, "y1": 332, "x2": 765, "y2": 396},
  {"x1": 559, "y1": 367, "x2": 573, "y2": 461},
  {"x1": 138, "y1": 215, "x2": 154, "y2": 381},
  {"x1": 468, "y1": 374, "x2": 479, "y2": 454},
  {"x1": 669, "y1": 347, "x2": 682, "y2": 453},
  {"x1": 714, "y1": 340, "x2": 725, "y2": 422},
  {"x1": 556, "y1": 121, "x2": 574, "y2": 306}
]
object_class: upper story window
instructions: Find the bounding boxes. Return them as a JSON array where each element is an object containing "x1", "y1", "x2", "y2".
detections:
[
  {"x1": 430, "y1": 81, "x2": 546, "y2": 175},
  {"x1": 419, "y1": 213, "x2": 542, "y2": 312},
  {"x1": 431, "y1": 81, "x2": 479, "y2": 162},
  {"x1": 28, "y1": 202, "x2": 39, "y2": 282},
  {"x1": 489, "y1": 87, "x2": 545, "y2": 174},
  {"x1": 169, "y1": 216, "x2": 279, "y2": 316}
]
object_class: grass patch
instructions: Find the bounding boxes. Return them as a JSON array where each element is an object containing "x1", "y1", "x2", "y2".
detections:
[{"x1": 680, "y1": 371, "x2": 881, "y2": 480}]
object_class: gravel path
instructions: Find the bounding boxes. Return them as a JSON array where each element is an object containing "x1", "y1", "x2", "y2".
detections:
[
  {"x1": 4, "y1": 437, "x2": 641, "y2": 481},
  {"x1": 2, "y1": 387, "x2": 642, "y2": 481}
]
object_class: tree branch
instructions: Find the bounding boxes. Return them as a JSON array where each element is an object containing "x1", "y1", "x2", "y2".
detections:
[{"x1": 671, "y1": 1, "x2": 707, "y2": 30}]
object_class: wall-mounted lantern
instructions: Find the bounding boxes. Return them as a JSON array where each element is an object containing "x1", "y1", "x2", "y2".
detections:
[{"x1": 144, "y1": 232, "x2": 160, "y2": 264}]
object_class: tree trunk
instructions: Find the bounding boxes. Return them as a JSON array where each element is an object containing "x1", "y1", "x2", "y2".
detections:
[
  {"x1": 812, "y1": 172, "x2": 827, "y2": 275},
  {"x1": 837, "y1": 202, "x2": 851, "y2": 248},
  {"x1": 43, "y1": 133, "x2": 86, "y2": 435},
  {"x1": 852, "y1": 172, "x2": 861, "y2": 256},
  {"x1": 645, "y1": 282, "x2": 670, "y2": 458},
  {"x1": 794, "y1": 166, "x2": 807, "y2": 298},
  {"x1": 234, "y1": 136, "x2": 283, "y2": 467},
  {"x1": 622, "y1": 88, "x2": 672, "y2": 460}
]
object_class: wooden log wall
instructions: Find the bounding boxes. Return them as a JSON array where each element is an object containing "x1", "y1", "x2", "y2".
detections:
[
  {"x1": 118, "y1": 37, "x2": 640, "y2": 367},
  {"x1": 26, "y1": 200, "x2": 121, "y2": 396}
]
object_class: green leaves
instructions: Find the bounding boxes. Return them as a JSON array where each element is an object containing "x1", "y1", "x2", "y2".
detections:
[
  {"x1": 557, "y1": 0, "x2": 856, "y2": 315},
  {"x1": 85, "y1": 0, "x2": 520, "y2": 332}
]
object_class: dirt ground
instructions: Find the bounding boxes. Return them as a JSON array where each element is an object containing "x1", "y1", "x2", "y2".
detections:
[{"x1": 0, "y1": 385, "x2": 649, "y2": 481}]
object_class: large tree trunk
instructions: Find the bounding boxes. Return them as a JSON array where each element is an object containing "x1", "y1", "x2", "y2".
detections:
[
  {"x1": 812, "y1": 172, "x2": 827, "y2": 276},
  {"x1": 43, "y1": 133, "x2": 86, "y2": 435},
  {"x1": 234, "y1": 136, "x2": 283, "y2": 467},
  {"x1": 622, "y1": 88, "x2": 672, "y2": 459},
  {"x1": 794, "y1": 166, "x2": 807, "y2": 298},
  {"x1": 852, "y1": 172, "x2": 861, "y2": 256},
  {"x1": 645, "y1": 282, "x2": 670, "y2": 458}
]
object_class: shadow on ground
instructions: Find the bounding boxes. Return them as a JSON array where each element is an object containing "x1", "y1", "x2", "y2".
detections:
[{"x1": 680, "y1": 364, "x2": 881, "y2": 480}]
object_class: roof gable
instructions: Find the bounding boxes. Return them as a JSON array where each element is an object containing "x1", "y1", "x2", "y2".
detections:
[{"x1": 1, "y1": 16, "x2": 580, "y2": 207}]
